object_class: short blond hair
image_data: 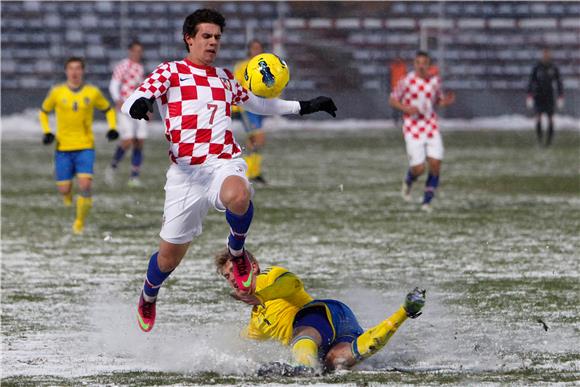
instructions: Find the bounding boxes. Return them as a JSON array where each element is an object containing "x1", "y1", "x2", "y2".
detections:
[{"x1": 214, "y1": 248, "x2": 258, "y2": 274}]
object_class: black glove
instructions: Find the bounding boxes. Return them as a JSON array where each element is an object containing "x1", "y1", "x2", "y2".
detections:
[
  {"x1": 106, "y1": 128, "x2": 119, "y2": 141},
  {"x1": 42, "y1": 133, "x2": 55, "y2": 145},
  {"x1": 299, "y1": 96, "x2": 337, "y2": 117},
  {"x1": 129, "y1": 96, "x2": 155, "y2": 120}
]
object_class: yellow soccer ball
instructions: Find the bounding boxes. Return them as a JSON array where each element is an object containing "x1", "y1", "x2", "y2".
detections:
[{"x1": 244, "y1": 53, "x2": 290, "y2": 98}]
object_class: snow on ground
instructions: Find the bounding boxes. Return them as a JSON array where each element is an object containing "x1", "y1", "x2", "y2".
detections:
[{"x1": 1, "y1": 109, "x2": 579, "y2": 141}]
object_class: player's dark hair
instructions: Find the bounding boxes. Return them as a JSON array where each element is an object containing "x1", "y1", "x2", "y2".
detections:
[
  {"x1": 416, "y1": 50, "x2": 431, "y2": 60},
  {"x1": 128, "y1": 40, "x2": 142, "y2": 50},
  {"x1": 182, "y1": 8, "x2": 226, "y2": 52},
  {"x1": 64, "y1": 56, "x2": 85, "y2": 69}
]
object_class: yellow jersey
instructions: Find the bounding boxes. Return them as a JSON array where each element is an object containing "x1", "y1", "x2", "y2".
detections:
[
  {"x1": 39, "y1": 83, "x2": 116, "y2": 151},
  {"x1": 232, "y1": 59, "x2": 250, "y2": 114},
  {"x1": 243, "y1": 266, "x2": 314, "y2": 345}
]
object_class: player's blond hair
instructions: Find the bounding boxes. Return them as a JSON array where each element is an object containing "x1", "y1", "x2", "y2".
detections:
[{"x1": 214, "y1": 248, "x2": 257, "y2": 274}]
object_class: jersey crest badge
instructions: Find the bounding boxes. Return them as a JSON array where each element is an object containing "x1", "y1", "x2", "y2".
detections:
[{"x1": 220, "y1": 77, "x2": 232, "y2": 91}]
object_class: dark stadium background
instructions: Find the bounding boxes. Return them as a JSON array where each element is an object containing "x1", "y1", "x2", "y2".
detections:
[{"x1": 1, "y1": 1, "x2": 579, "y2": 118}]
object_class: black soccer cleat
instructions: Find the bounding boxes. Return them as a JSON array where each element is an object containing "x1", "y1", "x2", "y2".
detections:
[
  {"x1": 251, "y1": 175, "x2": 267, "y2": 185},
  {"x1": 404, "y1": 287, "x2": 426, "y2": 319}
]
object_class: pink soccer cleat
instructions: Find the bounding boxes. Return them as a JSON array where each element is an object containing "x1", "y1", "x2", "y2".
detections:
[
  {"x1": 230, "y1": 250, "x2": 254, "y2": 292},
  {"x1": 137, "y1": 292, "x2": 156, "y2": 332}
]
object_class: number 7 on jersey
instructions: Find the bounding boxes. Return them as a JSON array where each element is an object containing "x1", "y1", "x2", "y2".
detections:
[{"x1": 207, "y1": 103, "x2": 218, "y2": 124}]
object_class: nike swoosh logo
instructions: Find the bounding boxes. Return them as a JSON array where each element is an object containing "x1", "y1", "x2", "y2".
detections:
[
  {"x1": 137, "y1": 314, "x2": 150, "y2": 331},
  {"x1": 180, "y1": 77, "x2": 190, "y2": 81},
  {"x1": 242, "y1": 270, "x2": 254, "y2": 288}
]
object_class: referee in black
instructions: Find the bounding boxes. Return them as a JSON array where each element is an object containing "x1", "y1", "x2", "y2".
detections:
[{"x1": 526, "y1": 48, "x2": 564, "y2": 147}]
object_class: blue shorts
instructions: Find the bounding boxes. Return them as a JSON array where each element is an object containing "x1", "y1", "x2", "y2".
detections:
[
  {"x1": 234, "y1": 111, "x2": 264, "y2": 133},
  {"x1": 293, "y1": 299, "x2": 364, "y2": 357},
  {"x1": 54, "y1": 149, "x2": 95, "y2": 183}
]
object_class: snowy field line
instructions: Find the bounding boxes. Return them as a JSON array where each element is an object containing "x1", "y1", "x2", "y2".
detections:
[{"x1": 1, "y1": 110, "x2": 579, "y2": 140}]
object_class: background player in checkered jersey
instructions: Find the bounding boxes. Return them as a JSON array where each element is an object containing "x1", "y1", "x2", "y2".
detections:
[
  {"x1": 233, "y1": 39, "x2": 268, "y2": 185},
  {"x1": 106, "y1": 40, "x2": 147, "y2": 187},
  {"x1": 389, "y1": 51, "x2": 455, "y2": 212},
  {"x1": 39, "y1": 57, "x2": 118, "y2": 235},
  {"x1": 526, "y1": 48, "x2": 564, "y2": 147},
  {"x1": 121, "y1": 9, "x2": 337, "y2": 332}
]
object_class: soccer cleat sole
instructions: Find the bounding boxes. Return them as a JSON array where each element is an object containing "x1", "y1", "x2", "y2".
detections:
[{"x1": 404, "y1": 287, "x2": 426, "y2": 319}]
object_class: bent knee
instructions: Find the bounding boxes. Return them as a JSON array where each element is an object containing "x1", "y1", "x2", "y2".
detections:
[
  {"x1": 220, "y1": 178, "x2": 251, "y2": 212},
  {"x1": 411, "y1": 164, "x2": 425, "y2": 176}
]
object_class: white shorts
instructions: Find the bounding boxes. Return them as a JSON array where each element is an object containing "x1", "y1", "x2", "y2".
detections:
[
  {"x1": 405, "y1": 132, "x2": 444, "y2": 166},
  {"x1": 118, "y1": 113, "x2": 148, "y2": 140},
  {"x1": 159, "y1": 158, "x2": 249, "y2": 244}
]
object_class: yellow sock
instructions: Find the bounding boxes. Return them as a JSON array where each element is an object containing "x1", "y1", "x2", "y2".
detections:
[
  {"x1": 73, "y1": 196, "x2": 92, "y2": 234},
  {"x1": 63, "y1": 192, "x2": 73, "y2": 207},
  {"x1": 352, "y1": 307, "x2": 408, "y2": 360},
  {"x1": 253, "y1": 152, "x2": 263, "y2": 177},
  {"x1": 291, "y1": 336, "x2": 319, "y2": 368},
  {"x1": 247, "y1": 153, "x2": 260, "y2": 179},
  {"x1": 244, "y1": 154, "x2": 255, "y2": 179}
]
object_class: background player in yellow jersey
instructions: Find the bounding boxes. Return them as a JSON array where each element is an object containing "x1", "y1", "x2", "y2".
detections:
[
  {"x1": 39, "y1": 57, "x2": 118, "y2": 234},
  {"x1": 215, "y1": 249, "x2": 426, "y2": 374},
  {"x1": 233, "y1": 40, "x2": 268, "y2": 184}
]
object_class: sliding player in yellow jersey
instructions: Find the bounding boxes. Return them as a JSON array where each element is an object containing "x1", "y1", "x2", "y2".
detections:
[
  {"x1": 233, "y1": 40, "x2": 268, "y2": 184},
  {"x1": 215, "y1": 249, "x2": 426, "y2": 374},
  {"x1": 39, "y1": 57, "x2": 118, "y2": 234}
]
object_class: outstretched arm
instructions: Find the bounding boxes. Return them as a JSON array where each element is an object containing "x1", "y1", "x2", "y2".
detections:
[
  {"x1": 234, "y1": 76, "x2": 337, "y2": 117},
  {"x1": 241, "y1": 92, "x2": 300, "y2": 115},
  {"x1": 121, "y1": 62, "x2": 171, "y2": 120},
  {"x1": 94, "y1": 89, "x2": 118, "y2": 141},
  {"x1": 231, "y1": 272, "x2": 304, "y2": 306},
  {"x1": 438, "y1": 91, "x2": 455, "y2": 107},
  {"x1": 241, "y1": 92, "x2": 337, "y2": 117},
  {"x1": 39, "y1": 89, "x2": 56, "y2": 144},
  {"x1": 389, "y1": 96, "x2": 419, "y2": 115}
]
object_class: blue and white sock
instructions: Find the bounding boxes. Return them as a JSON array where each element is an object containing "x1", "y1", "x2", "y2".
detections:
[
  {"x1": 226, "y1": 201, "x2": 254, "y2": 257},
  {"x1": 111, "y1": 146, "x2": 126, "y2": 169},
  {"x1": 131, "y1": 148, "x2": 143, "y2": 178},
  {"x1": 142, "y1": 252, "x2": 173, "y2": 302},
  {"x1": 423, "y1": 173, "x2": 440, "y2": 204}
]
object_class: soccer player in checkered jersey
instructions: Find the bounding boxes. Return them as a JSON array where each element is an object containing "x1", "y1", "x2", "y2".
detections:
[
  {"x1": 121, "y1": 9, "x2": 337, "y2": 332},
  {"x1": 106, "y1": 40, "x2": 147, "y2": 187},
  {"x1": 389, "y1": 51, "x2": 455, "y2": 212}
]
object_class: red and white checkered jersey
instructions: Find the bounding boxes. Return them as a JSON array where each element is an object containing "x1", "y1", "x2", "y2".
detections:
[
  {"x1": 111, "y1": 59, "x2": 145, "y2": 103},
  {"x1": 122, "y1": 58, "x2": 300, "y2": 166},
  {"x1": 391, "y1": 71, "x2": 443, "y2": 139},
  {"x1": 129, "y1": 59, "x2": 253, "y2": 165}
]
